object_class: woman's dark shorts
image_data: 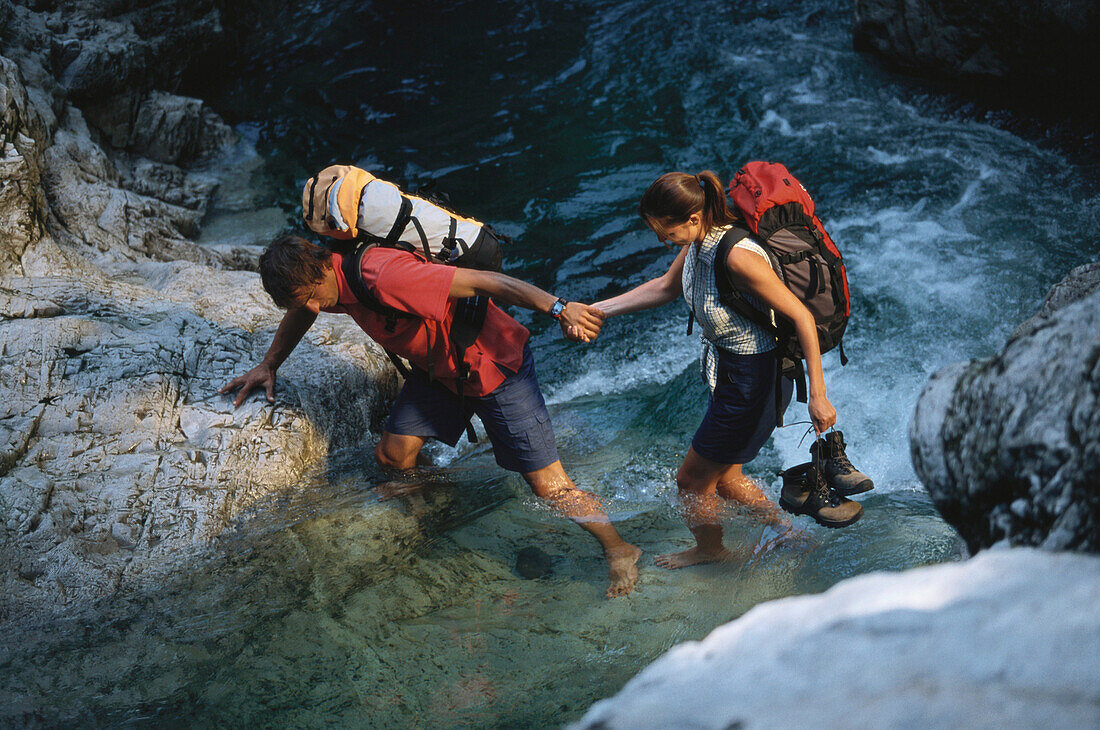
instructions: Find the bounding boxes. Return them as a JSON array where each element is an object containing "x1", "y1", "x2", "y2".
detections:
[
  {"x1": 691, "y1": 348, "x2": 793, "y2": 465},
  {"x1": 384, "y1": 343, "x2": 559, "y2": 474}
]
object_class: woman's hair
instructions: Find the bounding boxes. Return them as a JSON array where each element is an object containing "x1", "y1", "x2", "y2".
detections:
[
  {"x1": 637, "y1": 170, "x2": 739, "y2": 239},
  {"x1": 258, "y1": 234, "x2": 333, "y2": 309}
]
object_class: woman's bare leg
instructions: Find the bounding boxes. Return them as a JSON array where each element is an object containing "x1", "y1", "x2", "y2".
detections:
[
  {"x1": 716, "y1": 465, "x2": 783, "y2": 522},
  {"x1": 654, "y1": 448, "x2": 742, "y2": 569}
]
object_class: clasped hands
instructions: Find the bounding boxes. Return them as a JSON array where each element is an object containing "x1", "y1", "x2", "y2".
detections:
[{"x1": 559, "y1": 301, "x2": 606, "y2": 343}]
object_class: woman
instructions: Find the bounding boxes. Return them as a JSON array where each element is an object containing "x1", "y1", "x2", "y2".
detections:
[{"x1": 588, "y1": 171, "x2": 856, "y2": 568}]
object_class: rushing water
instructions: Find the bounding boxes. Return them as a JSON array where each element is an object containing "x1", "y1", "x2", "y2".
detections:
[{"x1": 7, "y1": 0, "x2": 1100, "y2": 726}]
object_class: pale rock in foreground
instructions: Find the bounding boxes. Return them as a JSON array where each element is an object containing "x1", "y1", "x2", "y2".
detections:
[{"x1": 573, "y1": 548, "x2": 1100, "y2": 729}]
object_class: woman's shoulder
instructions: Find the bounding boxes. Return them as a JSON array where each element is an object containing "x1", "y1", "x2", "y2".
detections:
[
  {"x1": 706, "y1": 225, "x2": 766, "y2": 258},
  {"x1": 731, "y1": 236, "x2": 768, "y2": 260}
]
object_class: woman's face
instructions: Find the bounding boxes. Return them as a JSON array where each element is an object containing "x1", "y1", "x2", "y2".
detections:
[{"x1": 656, "y1": 212, "x2": 704, "y2": 248}]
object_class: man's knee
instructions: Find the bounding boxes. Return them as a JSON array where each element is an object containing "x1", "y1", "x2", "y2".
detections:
[
  {"x1": 522, "y1": 460, "x2": 570, "y2": 500},
  {"x1": 374, "y1": 435, "x2": 419, "y2": 471}
]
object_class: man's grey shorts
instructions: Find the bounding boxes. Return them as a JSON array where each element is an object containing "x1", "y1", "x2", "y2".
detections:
[{"x1": 384, "y1": 343, "x2": 560, "y2": 474}]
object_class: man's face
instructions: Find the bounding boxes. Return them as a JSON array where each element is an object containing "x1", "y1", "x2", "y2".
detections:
[{"x1": 292, "y1": 269, "x2": 338, "y2": 313}]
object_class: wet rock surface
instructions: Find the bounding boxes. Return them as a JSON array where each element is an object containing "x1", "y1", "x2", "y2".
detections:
[
  {"x1": 573, "y1": 548, "x2": 1100, "y2": 729},
  {"x1": 910, "y1": 263, "x2": 1100, "y2": 553},
  {"x1": 1, "y1": 1, "x2": 402, "y2": 622}
]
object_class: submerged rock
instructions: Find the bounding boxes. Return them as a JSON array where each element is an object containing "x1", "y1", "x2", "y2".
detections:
[
  {"x1": 573, "y1": 548, "x2": 1100, "y2": 729},
  {"x1": 515, "y1": 545, "x2": 554, "y2": 579},
  {"x1": 910, "y1": 263, "x2": 1100, "y2": 553}
]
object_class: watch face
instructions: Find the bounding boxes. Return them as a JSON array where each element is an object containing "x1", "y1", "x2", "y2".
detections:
[{"x1": 550, "y1": 298, "x2": 565, "y2": 317}]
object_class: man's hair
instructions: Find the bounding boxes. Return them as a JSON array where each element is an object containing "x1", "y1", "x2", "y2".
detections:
[{"x1": 258, "y1": 234, "x2": 333, "y2": 309}]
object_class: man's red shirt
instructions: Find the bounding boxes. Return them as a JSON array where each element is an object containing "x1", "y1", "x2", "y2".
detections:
[{"x1": 321, "y1": 248, "x2": 529, "y2": 397}]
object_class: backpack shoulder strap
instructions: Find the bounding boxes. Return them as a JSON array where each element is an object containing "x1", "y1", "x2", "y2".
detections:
[
  {"x1": 339, "y1": 243, "x2": 421, "y2": 379},
  {"x1": 340, "y1": 243, "x2": 418, "y2": 327},
  {"x1": 713, "y1": 227, "x2": 778, "y2": 335}
]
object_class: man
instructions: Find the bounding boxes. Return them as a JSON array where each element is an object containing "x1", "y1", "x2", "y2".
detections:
[{"x1": 221, "y1": 234, "x2": 641, "y2": 597}]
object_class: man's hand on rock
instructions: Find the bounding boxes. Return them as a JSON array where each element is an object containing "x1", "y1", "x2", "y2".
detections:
[
  {"x1": 219, "y1": 363, "x2": 277, "y2": 407},
  {"x1": 560, "y1": 303, "x2": 605, "y2": 343}
]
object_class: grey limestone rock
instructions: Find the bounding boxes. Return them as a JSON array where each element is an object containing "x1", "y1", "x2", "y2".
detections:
[
  {"x1": 0, "y1": 267, "x2": 401, "y2": 621},
  {"x1": 0, "y1": 57, "x2": 47, "y2": 275},
  {"x1": 84, "y1": 88, "x2": 235, "y2": 166},
  {"x1": 0, "y1": 4, "x2": 408, "y2": 622},
  {"x1": 2, "y1": 1, "x2": 237, "y2": 255},
  {"x1": 573, "y1": 548, "x2": 1100, "y2": 729},
  {"x1": 910, "y1": 263, "x2": 1100, "y2": 553},
  {"x1": 1033, "y1": 261, "x2": 1100, "y2": 321}
]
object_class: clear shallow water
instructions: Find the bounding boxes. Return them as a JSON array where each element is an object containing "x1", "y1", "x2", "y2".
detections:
[{"x1": 7, "y1": 0, "x2": 1100, "y2": 726}]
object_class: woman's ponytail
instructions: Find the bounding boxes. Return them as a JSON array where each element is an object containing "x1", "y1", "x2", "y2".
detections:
[
  {"x1": 638, "y1": 170, "x2": 738, "y2": 237},
  {"x1": 696, "y1": 171, "x2": 730, "y2": 231}
]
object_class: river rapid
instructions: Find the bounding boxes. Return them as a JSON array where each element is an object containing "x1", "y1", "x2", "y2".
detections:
[{"x1": 8, "y1": 0, "x2": 1100, "y2": 726}]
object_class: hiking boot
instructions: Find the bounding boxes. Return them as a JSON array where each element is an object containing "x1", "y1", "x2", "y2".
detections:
[
  {"x1": 810, "y1": 430, "x2": 874, "y2": 496},
  {"x1": 779, "y1": 462, "x2": 862, "y2": 528}
]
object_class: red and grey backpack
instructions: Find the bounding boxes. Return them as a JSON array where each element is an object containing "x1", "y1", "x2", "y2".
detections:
[{"x1": 715, "y1": 161, "x2": 851, "y2": 422}]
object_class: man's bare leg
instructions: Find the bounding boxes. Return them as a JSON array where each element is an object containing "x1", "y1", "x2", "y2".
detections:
[
  {"x1": 375, "y1": 432, "x2": 428, "y2": 471},
  {"x1": 373, "y1": 432, "x2": 431, "y2": 501},
  {"x1": 523, "y1": 461, "x2": 642, "y2": 598}
]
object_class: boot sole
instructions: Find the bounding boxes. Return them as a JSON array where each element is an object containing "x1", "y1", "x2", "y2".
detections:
[
  {"x1": 833, "y1": 479, "x2": 874, "y2": 497},
  {"x1": 779, "y1": 497, "x2": 863, "y2": 528}
]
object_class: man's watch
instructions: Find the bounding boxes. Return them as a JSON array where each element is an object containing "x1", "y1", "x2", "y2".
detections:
[{"x1": 549, "y1": 297, "x2": 568, "y2": 320}]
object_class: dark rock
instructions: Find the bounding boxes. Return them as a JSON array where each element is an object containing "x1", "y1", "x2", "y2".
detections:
[
  {"x1": 117, "y1": 158, "x2": 219, "y2": 214},
  {"x1": 515, "y1": 546, "x2": 554, "y2": 579},
  {"x1": 42, "y1": 2, "x2": 222, "y2": 102},
  {"x1": 853, "y1": 0, "x2": 1100, "y2": 84},
  {"x1": 910, "y1": 263, "x2": 1100, "y2": 553},
  {"x1": 3, "y1": 1, "x2": 235, "y2": 167},
  {"x1": 83, "y1": 89, "x2": 234, "y2": 165}
]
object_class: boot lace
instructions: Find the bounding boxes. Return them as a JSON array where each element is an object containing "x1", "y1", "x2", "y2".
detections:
[
  {"x1": 831, "y1": 451, "x2": 854, "y2": 475},
  {"x1": 810, "y1": 470, "x2": 841, "y2": 507}
]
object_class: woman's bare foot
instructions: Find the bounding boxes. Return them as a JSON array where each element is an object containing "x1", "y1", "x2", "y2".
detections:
[
  {"x1": 605, "y1": 544, "x2": 643, "y2": 597},
  {"x1": 654, "y1": 545, "x2": 737, "y2": 569}
]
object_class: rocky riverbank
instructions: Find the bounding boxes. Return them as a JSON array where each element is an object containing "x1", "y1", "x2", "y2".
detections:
[
  {"x1": 853, "y1": 0, "x2": 1100, "y2": 88},
  {"x1": 573, "y1": 546, "x2": 1100, "y2": 729},
  {"x1": 0, "y1": 0, "x2": 401, "y2": 622},
  {"x1": 911, "y1": 262, "x2": 1099, "y2": 554}
]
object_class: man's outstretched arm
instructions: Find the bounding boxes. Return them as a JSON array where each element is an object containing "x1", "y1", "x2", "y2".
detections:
[
  {"x1": 450, "y1": 269, "x2": 604, "y2": 342},
  {"x1": 219, "y1": 306, "x2": 318, "y2": 406}
]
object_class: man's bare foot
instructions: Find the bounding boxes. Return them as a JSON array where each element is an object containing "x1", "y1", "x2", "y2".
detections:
[
  {"x1": 654, "y1": 545, "x2": 737, "y2": 569},
  {"x1": 605, "y1": 544, "x2": 642, "y2": 598}
]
